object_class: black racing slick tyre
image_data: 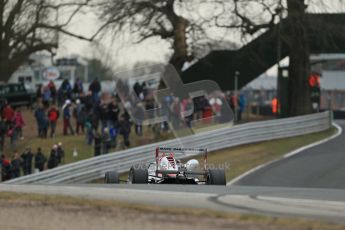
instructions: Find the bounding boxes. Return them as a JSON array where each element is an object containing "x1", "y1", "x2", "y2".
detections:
[
  {"x1": 105, "y1": 171, "x2": 120, "y2": 184},
  {"x1": 128, "y1": 165, "x2": 148, "y2": 184},
  {"x1": 207, "y1": 169, "x2": 226, "y2": 185}
]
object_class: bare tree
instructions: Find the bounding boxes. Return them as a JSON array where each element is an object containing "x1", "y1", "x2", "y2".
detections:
[
  {"x1": 87, "y1": 57, "x2": 114, "y2": 81},
  {"x1": 216, "y1": 0, "x2": 312, "y2": 116},
  {"x1": 0, "y1": 0, "x2": 93, "y2": 82},
  {"x1": 96, "y1": 0, "x2": 222, "y2": 73}
]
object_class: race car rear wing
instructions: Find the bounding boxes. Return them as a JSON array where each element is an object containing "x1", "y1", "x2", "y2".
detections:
[
  {"x1": 155, "y1": 147, "x2": 208, "y2": 171},
  {"x1": 157, "y1": 147, "x2": 206, "y2": 153}
]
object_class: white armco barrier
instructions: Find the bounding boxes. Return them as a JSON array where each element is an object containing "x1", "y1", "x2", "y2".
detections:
[{"x1": 5, "y1": 111, "x2": 332, "y2": 184}]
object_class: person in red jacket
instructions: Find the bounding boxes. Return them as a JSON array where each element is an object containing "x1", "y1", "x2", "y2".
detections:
[
  {"x1": 2, "y1": 103, "x2": 14, "y2": 126},
  {"x1": 48, "y1": 104, "x2": 59, "y2": 138},
  {"x1": 13, "y1": 108, "x2": 25, "y2": 140}
]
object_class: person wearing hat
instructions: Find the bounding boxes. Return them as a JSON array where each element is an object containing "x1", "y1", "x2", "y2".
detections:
[{"x1": 63, "y1": 99, "x2": 74, "y2": 135}]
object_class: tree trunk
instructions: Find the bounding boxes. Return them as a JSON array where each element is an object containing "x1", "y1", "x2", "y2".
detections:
[
  {"x1": 0, "y1": 52, "x2": 13, "y2": 82},
  {"x1": 169, "y1": 16, "x2": 189, "y2": 74},
  {"x1": 286, "y1": 0, "x2": 312, "y2": 116}
]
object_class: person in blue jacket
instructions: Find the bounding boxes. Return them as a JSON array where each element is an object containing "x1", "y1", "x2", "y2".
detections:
[{"x1": 63, "y1": 100, "x2": 74, "y2": 135}]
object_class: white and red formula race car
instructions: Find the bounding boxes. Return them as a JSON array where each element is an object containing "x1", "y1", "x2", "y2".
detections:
[{"x1": 105, "y1": 147, "x2": 226, "y2": 185}]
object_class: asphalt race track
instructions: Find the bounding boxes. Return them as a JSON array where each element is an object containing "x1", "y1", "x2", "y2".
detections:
[
  {"x1": 1, "y1": 183, "x2": 345, "y2": 223},
  {"x1": 234, "y1": 120, "x2": 345, "y2": 189},
  {"x1": 1, "y1": 121, "x2": 344, "y2": 223}
]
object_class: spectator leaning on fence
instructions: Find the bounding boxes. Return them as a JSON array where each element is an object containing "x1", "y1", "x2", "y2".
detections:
[
  {"x1": 35, "y1": 148, "x2": 47, "y2": 172},
  {"x1": 11, "y1": 152, "x2": 22, "y2": 178},
  {"x1": 21, "y1": 147, "x2": 33, "y2": 175},
  {"x1": 1, "y1": 154, "x2": 12, "y2": 181},
  {"x1": 57, "y1": 142, "x2": 65, "y2": 165},
  {"x1": 48, "y1": 145, "x2": 59, "y2": 169}
]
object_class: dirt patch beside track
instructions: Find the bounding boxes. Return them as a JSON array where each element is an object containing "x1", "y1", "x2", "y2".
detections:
[{"x1": 0, "y1": 194, "x2": 343, "y2": 230}]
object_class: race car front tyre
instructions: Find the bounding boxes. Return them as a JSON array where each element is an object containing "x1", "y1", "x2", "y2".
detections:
[
  {"x1": 206, "y1": 169, "x2": 226, "y2": 185},
  {"x1": 105, "y1": 171, "x2": 120, "y2": 184},
  {"x1": 129, "y1": 165, "x2": 148, "y2": 184}
]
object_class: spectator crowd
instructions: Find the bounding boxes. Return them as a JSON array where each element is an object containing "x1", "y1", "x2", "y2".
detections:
[
  {"x1": 0, "y1": 143, "x2": 65, "y2": 181},
  {"x1": 0, "y1": 76, "x2": 245, "y2": 181}
]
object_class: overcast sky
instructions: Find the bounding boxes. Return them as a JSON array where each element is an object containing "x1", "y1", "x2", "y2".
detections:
[
  {"x1": 56, "y1": 10, "x2": 170, "y2": 70},
  {"x1": 57, "y1": 0, "x2": 345, "y2": 74}
]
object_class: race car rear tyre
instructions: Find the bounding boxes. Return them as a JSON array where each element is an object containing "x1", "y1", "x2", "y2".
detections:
[
  {"x1": 207, "y1": 169, "x2": 226, "y2": 185},
  {"x1": 129, "y1": 165, "x2": 148, "y2": 184},
  {"x1": 105, "y1": 171, "x2": 119, "y2": 184}
]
